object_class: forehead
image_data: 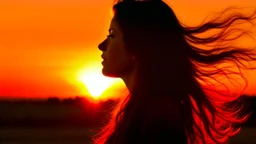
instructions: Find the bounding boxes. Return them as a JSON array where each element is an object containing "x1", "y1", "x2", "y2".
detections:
[{"x1": 109, "y1": 17, "x2": 122, "y2": 34}]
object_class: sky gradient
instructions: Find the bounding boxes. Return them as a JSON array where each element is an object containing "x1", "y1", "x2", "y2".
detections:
[{"x1": 0, "y1": 0, "x2": 256, "y2": 99}]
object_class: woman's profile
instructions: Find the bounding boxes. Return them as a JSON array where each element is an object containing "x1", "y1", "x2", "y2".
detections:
[{"x1": 95, "y1": 0, "x2": 256, "y2": 143}]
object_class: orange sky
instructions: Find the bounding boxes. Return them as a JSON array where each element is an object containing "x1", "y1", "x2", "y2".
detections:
[{"x1": 0, "y1": 0, "x2": 256, "y2": 99}]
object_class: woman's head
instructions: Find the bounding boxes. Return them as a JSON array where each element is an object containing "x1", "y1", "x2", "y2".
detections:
[{"x1": 98, "y1": 0, "x2": 189, "y2": 90}]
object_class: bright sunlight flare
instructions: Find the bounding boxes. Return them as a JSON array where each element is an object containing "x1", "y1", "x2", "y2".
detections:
[{"x1": 77, "y1": 67, "x2": 117, "y2": 99}]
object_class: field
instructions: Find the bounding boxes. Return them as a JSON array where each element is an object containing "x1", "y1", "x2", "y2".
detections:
[
  {"x1": 0, "y1": 97, "x2": 256, "y2": 144},
  {"x1": 0, "y1": 127, "x2": 93, "y2": 144},
  {"x1": 0, "y1": 126, "x2": 256, "y2": 144},
  {"x1": 0, "y1": 98, "x2": 110, "y2": 144}
]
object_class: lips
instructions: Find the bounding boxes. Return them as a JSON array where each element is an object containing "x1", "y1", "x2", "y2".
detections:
[
  {"x1": 101, "y1": 59, "x2": 106, "y2": 65},
  {"x1": 101, "y1": 55, "x2": 107, "y2": 60}
]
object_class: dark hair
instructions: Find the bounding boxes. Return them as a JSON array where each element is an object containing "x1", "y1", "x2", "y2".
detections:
[{"x1": 94, "y1": 0, "x2": 256, "y2": 144}]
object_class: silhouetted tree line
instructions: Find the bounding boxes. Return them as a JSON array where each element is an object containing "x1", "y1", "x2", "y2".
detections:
[
  {"x1": 0, "y1": 96, "x2": 119, "y2": 128},
  {"x1": 0, "y1": 95, "x2": 256, "y2": 128}
]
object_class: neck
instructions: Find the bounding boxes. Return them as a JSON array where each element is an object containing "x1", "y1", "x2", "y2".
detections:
[{"x1": 120, "y1": 68, "x2": 137, "y2": 92}]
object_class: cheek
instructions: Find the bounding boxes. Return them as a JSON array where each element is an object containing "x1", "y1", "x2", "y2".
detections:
[
  {"x1": 103, "y1": 44, "x2": 134, "y2": 76},
  {"x1": 109, "y1": 50, "x2": 131, "y2": 71},
  {"x1": 107, "y1": 40, "x2": 127, "y2": 66}
]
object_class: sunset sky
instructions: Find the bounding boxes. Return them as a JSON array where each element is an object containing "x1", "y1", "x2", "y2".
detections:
[{"x1": 0, "y1": 0, "x2": 256, "y2": 100}]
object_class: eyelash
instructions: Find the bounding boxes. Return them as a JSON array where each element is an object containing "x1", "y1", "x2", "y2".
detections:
[{"x1": 107, "y1": 35, "x2": 114, "y2": 38}]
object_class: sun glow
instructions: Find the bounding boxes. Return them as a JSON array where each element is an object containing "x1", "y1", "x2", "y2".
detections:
[{"x1": 77, "y1": 67, "x2": 117, "y2": 99}]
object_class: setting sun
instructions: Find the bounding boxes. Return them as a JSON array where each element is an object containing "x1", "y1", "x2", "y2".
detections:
[
  {"x1": 0, "y1": 0, "x2": 255, "y2": 99},
  {"x1": 77, "y1": 67, "x2": 118, "y2": 99}
]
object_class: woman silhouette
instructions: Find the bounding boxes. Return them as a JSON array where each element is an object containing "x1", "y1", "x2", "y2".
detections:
[{"x1": 96, "y1": 0, "x2": 256, "y2": 143}]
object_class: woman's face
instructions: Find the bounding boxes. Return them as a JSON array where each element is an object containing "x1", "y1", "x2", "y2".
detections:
[{"x1": 98, "y1": 17, "x2": 134, "y2": 78}]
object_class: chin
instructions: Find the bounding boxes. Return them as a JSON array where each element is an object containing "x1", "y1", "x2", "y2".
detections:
[{"x1": 102, "y1": 69, "x2": 120, "y2": 78}]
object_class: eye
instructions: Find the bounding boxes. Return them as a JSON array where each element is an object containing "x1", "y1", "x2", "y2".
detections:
[{"x1": 107, "y1": 34, "x2": 114, "y2": 38}]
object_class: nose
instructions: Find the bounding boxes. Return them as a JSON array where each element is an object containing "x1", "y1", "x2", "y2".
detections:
[{"x1": 98, "y1": 39, "x2": 107, "y2": 51}]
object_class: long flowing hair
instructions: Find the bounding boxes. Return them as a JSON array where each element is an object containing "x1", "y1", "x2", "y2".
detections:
[{"x1": 94, "y1": 0, "x2": 256, "y2": 144}]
